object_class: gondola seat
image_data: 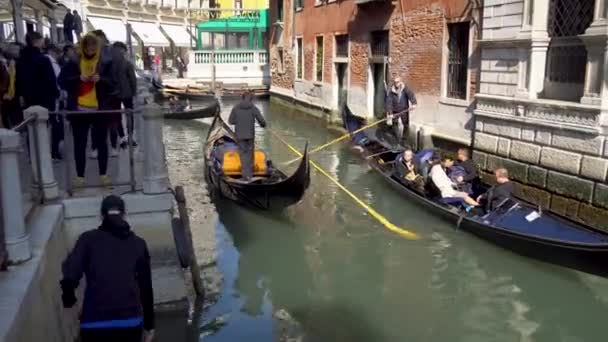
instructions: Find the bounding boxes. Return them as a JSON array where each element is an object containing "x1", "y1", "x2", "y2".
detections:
[{"x1": 222, "y1": 150, "x2": 268, "y2": 177}]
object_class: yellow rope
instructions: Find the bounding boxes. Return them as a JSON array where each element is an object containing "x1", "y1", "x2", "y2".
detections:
[
  {"x1": 282, "y1": 110, "x2": 409, "y2": 167},
  {"x1": 268, "y1": 128, "x2": 420, "y2": 241}
]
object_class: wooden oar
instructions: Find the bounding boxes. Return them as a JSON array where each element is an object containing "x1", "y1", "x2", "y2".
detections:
[
  {"x1": 281, "y1": 109, "x2": 410, "y2": 167},
  {"x1": 268, "y1": 128, "x2": 420, "y2": 241}
]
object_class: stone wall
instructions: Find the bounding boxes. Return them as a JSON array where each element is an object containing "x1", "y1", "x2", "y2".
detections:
[
  {"x1": 482, "y1": 0, "x2": 525, "y2": 39},
  {"x1": 473, "y1": 113, "x2": 608, "y2": 230},
  {"x1": 479, "y1": 47, "x2": 519, "y2": 97}
]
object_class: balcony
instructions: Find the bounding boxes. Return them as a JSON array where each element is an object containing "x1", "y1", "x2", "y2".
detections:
[{"x1": 188, "y1": 50, "x2": 270, "y2": 86}]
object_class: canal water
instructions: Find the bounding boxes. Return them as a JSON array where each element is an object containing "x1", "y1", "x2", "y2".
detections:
[{"x1": 162, "y1": 99, "x2": 608, "y2": 342}]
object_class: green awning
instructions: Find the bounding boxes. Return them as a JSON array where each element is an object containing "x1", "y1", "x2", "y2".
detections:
[{"x1": 196, "y1": 9, "x2": 268, "y2": 32}]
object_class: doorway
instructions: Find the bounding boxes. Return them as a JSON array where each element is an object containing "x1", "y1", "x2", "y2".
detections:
[
  {"x1": 336, "y1": 63, "x2": 348, "y2": 109},
  {"x1": 372, "y1": 62, "x2": 387, "y2": 119}
]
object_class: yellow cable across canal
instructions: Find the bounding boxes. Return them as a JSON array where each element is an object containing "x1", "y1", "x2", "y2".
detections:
[{"x1": 268, "y1": 128, "x2": 420, "y2": 241}]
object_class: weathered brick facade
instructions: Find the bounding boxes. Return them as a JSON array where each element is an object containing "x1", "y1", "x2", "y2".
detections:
[{"x1": 269, "y1": 0, "x2": 481, "y2": 144}]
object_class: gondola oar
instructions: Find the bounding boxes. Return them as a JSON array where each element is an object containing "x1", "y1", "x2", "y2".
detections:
[
  {"x1": 282, "y1": 109, "x2": 410, "y2": 167},
  {"x1": 268, "y1": 128, "x2": 420, "y2": 241}
]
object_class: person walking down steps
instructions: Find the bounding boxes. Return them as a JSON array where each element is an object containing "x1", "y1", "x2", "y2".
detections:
[
  {"x1": 228, "y1": 90, "x2": 266, "y2": 181},
  {"x1": 60, "y1": 195, "x2": 155, "y2": 342}
]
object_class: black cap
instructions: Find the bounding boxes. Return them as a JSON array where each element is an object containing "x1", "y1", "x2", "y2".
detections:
[{"x1": 101, "y1": 195, "x2": 125, "y2": 216}]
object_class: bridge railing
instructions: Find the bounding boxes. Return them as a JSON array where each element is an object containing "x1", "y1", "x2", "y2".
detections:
[
  {"x1": 187, "y1": 50, "x2": 270, "y2": 85},
  {"x1": 0, "y1": 103, "x2": 169, "y2": 268}
]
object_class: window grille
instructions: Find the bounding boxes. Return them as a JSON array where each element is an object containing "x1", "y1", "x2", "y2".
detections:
[
  {"x1": 335, "y1": 35, "x2": 349, "y2": 57},
  {"x1": 548, "y1": 0, "x2": 595, "y2": 37},
  {"x1": 447, "y1": 22, "x2": 470, "y2": 100},
  {"x1": 295, "y1": 0, "x2": 304, "y2": 9},
  {"x1": 316, "y1": 36, "x2": 324, "y2": 81},
  {"x1": 370, "y1": 30, "x2": 389, "y2": 57},
  {"x1": 297, "y1": 38, "x2": 303, "y2": 79}
]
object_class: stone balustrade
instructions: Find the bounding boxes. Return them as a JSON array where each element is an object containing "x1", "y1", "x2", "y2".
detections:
[
  {"x1": 473, "y1": 94, "x2": 608, "y2": 229},
  {"x1": 187, "y1": 50, "x2": 270, "y2": 86}
]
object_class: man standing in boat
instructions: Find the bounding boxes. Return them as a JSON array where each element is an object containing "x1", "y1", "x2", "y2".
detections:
[
  {"x1": 385, "y1": 76, "x2": 417, "y2": 145},
  {"x1": 229, "y1": 90, "x2": 267, "y2": 181}
]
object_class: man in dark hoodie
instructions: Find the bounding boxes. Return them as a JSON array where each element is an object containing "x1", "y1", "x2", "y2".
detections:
[
  {"x1": 228, "y1": 91, "x2": 266, "y2": 181},
  {"x1": 60, "y1": 195, "x2": 155, "y2": 342},
  {"x1": 16, "y1": 31, "x2": 59, "y2": 113},
  {"x1": 63, "y1": 10, "x2": 74, "y2": 44},
  {"x1": 385, "y1": 76, "x2": 417, "y2": 145},
  {"x1": 108, "y1": 41, "x2": 138, "y2": 151}
]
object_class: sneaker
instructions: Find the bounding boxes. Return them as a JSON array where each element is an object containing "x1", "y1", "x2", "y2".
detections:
[
  {"x1": 73, "y1": 177, "x2": 85, "y2": 188},
  {"x1": 110, "y1": 149, "x2": 119, "y2": 158},
  {"x1": 89, "y1": 150, "x2": 98, "y2": 159},
  {"x1": 100, "y1": 175, "x2": 112, "y2": 188}
]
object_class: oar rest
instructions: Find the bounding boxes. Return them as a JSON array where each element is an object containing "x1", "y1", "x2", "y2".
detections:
[{"x1": 222, "y1": 150, "x2": 268, "y2": 176}]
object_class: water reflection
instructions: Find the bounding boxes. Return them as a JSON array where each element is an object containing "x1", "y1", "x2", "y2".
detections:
[{"x1": 162, "y1": 99, "x2": 608, "y2": 342}]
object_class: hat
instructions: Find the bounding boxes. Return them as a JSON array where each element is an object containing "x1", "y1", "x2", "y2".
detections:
[{"x1": 101, "y1": 195, "x2": 125, "y2": 216}]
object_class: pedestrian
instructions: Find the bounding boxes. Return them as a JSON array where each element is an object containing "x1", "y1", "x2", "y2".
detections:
[
  {"x1": 88, "y1": 29, "x2": 115, "y2": 160},
  {"x1": 62, "y1": 44, "x2": 76, "y2": 67},
  {"x1": 63, "y1": 10, "x2": 74, "y2": 44},
  {"x1": 58, "y1": 33, "x2": 113, "y2": 188},
  {"x1": 385, "y1": 76, "x2": 417, "y2": 145},
  {"x1": 109, "y1": 41, "x2": 138, "y2": 152},
  {"x1": 46, "y1": 43, "x2": 65, "y2": 161},
  {"x1": 176, "y1": 56, "x2": 186, "y2": 78},
  {"x1": 73, "y1": 10, "x2": 83, "y2": 42},
  {"x1": 16, "y1": 31, "x2": 59, "y2": 113},
  {"x1": 60, "y1": 195, "x2": 155, "y2": 342},
  {"x1": 0, "y1": 43, "x2": 20, "y2": 128},
  {"x1": 228, "y1": 90, "x2": 266, "y2": 181}
]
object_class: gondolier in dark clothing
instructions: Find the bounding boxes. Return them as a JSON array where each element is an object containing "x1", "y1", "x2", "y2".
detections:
[
  {"x1": 228, "y1": 91, "x2": 266, "y2": 181},
  {"x1": 385, "y1": 76, "x2": 417, "y2": 145},
  {"x1": 109, "y1": 42, "x2": 137, "y2": 150},
  {"x1": 477, "y1": 168, "x2": 513, "y2": 212},
  {"x1": 60, "y1": 195, "x2": 155, "y2": 342},
  {"x1": 63, "y1": 11, "x2": 74, "y2": 43}
]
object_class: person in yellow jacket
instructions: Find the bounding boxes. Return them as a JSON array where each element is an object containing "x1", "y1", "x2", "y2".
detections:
[
  {"x1": 58, "y1": 33, "x2": 114, "y2": 188},
  {"x1": 0, "y1": 43, "x2": 22, "y2": 129}
]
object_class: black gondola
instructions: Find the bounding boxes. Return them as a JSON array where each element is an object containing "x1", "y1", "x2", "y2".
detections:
[
  {"x1": 203, "y1": 113, "x2": 310, "y2": 210},
  {"x1": 341, "y1": 104, "x2": 608, "y2": 278},
  {"x1": 163, "y1": 100, "x2": 221, "y2": 120}
]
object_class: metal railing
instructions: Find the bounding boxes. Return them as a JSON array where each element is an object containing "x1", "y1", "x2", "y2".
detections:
[
  {"x1": 53, "y1": 108, "x2": 140, "y2": 197},
  {"x1": 12, "y1": 115, "x2": 45, "y2": 205}
]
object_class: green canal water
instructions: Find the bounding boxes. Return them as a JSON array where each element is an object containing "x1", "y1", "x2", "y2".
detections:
[{"x1": 162, "y1": 99, "x2": 608, "y2": 342}]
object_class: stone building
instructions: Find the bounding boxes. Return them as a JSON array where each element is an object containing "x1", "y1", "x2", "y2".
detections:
[
  {"x1": 474, "y1": 0, "x2": 608, "y2": 229},
  {"x1": 268, "y1": 0, "x2": 482, "y2": 146}
]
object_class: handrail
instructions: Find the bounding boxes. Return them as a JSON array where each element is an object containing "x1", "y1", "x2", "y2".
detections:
[
  {"x1": 50, "y1": 108, "x2": 141, "y2": 115},
  {"x1": 10, "y1": 115, "x2": 36, "y2": 132}
]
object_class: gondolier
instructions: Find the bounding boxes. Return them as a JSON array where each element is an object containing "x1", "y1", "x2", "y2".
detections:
[
  {"x1": 385, "y1": 76, "x2": 417, "y2": 145},
  {"x1": 228, "y1": 90, "x2": 267, "y2": 181}
]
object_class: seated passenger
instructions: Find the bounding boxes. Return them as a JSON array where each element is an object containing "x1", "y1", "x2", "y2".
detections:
[
  {"x1": 456, "y1": 148, "x2": 480, "y2": 195},
  {"x1": 429, "y1": 156, "x2": 479, "y2": 207},
  {"x1": 395, "y1": 149, "x2": 425, "y2": 193},
  {"x1": 477, "y1": 168, "x2": 513, "y2": 212}
]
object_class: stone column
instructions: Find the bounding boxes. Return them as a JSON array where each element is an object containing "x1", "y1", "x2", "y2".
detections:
[
  {"x1": 34, "y1": 10, "x2": 43, "y2": 34},
  {"x1": 517, "y1": 0, "x2": 550, "y2": 99},
  {"x1": 581, "y1": 43, "x2": 605, "y2": 106},
  {"x1": 10, "y1": 0, "x2": 25, "y2": 43},
  {"x1": 515, "y1": 47, "x2": 530, "y2": 98},
  {"x1": 49, "y1": 17, "x2": 58, "y2": 43},
  {"x1": 0, "y1": 129, "x2": 31, "y2": 263},
  {"x1": 600, "y1": 38, "x2": 608, "y2": 128},
  {"x1": 23, "y1": 106, "x2": 59, "y2": 201},
  {"x1": 142, "y1": 104, "x2": 170, "y2": 194}
]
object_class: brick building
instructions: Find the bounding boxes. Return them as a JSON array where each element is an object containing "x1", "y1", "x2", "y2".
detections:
[
  {"x1": 473, "y1": 0, "x2": 608, "y2": 229},
  {"x1": 268, "y1": 0, "x2": 482, "y2": 146}
]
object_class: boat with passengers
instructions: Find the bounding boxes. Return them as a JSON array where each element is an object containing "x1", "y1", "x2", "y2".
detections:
[{"x1": 342, "y1": 104, "x2": 608, "y2": 278}]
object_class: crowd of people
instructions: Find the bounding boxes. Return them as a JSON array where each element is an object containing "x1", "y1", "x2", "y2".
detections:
[{"x1": 0, "y1": 29, "x2": 137, "y2": 188}]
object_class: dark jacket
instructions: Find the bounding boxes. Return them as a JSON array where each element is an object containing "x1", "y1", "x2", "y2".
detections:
[
  {"x1": 63, "y1": 12, "x2": 74, "y2": 31},
  {"x1": 73, "y1": 13, "x2": 83, "y2": 34},
  {"x1": 457, "y1": 159, "x2": 478, "y2": 182},
  {"x1": 482, "y1": 181, "x2": 514, "y2": 211},
  {"x1": 228, "y1": 97, "x2": 266, "y2": 140},
  {"x1": 111, "y1": 51, "x2": 137, "y2": 100},
  {"x1": 58, "y1": 51, "x2": 114, "y2": 111},
  {"x1": 385, "y1": 85, "x2": 417, "y2": 114},
  {"x1": 16, "y1": 46, "x2": 59, "y2": 110},
  {"x1": 60, "y1": 218, "x2": 155, "y2": 330}
]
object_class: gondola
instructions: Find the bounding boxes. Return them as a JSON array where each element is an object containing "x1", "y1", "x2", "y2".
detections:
[
  {"x1": 203, "y1": 112, "x2": 310, "y2": 210},
  {"x1": 162, "y1": 87, "x2": 216, "y2": 101},
  {"x1": 341, "y1": 104, "x2": 608, "y2": 278},
  {"x1": 163, "y1": 100, "x2": 221, "y2": 120}
]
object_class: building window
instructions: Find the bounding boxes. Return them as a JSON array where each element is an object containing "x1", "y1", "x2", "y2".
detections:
[
  {"x1": 543, "y1": 0, "x2": 594, "y2": 102},
  {"x1": 316, "y1": 36, "x2": 324, "y2": 82},
  {"x1": 276, "y1": 47, "x2": 285, "y2": 73},
  {"x1": 277, "y1": 0, "x2": 284, "y2": 22},
  {"x1": 295, "y1": 0, "x2": 304, "y2": 9},
  {"x1": 446, "y1": 22, "x2": 470, "y2": 100},
  {"x1": 335, "y1": 34, "x2": 348, "y2": 58},
  {"x1": 370, "y1": 30, "x2": 389, "y2": 57},
  {"x1": 296, "y1": 38, "x2": 303, "y2": 79},
  {"x1": 226, "y1": 32, "x2": 249, "y2": 49}
]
